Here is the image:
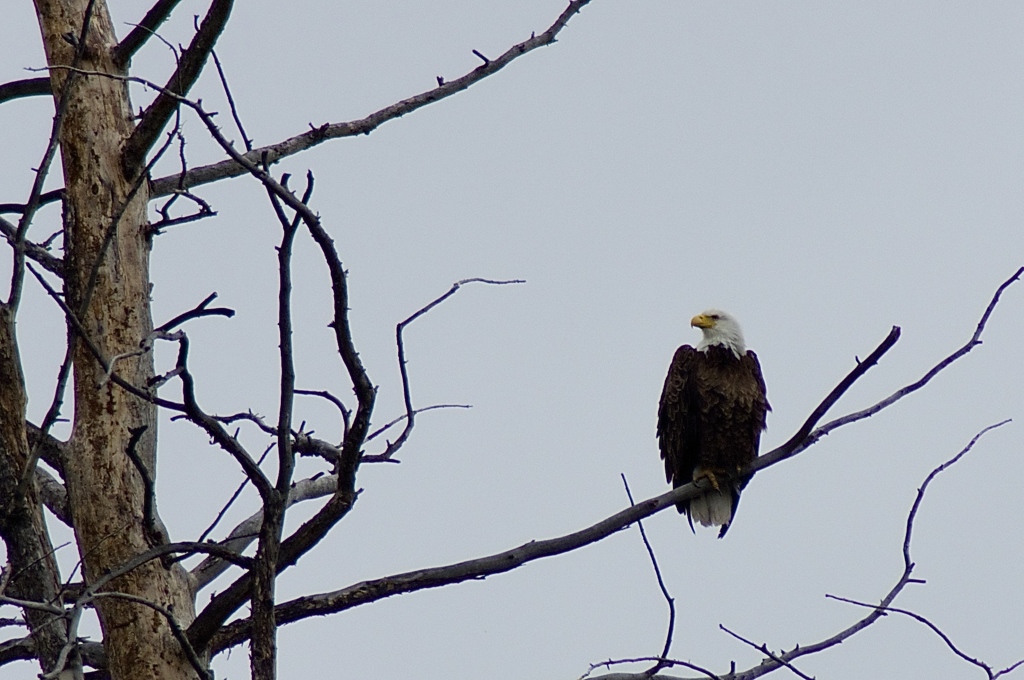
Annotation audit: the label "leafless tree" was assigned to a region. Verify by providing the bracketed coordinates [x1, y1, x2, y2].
[0, 2, 1020, 680]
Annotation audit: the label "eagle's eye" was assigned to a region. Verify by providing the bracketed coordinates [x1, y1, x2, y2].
[710, 314, 720, 320]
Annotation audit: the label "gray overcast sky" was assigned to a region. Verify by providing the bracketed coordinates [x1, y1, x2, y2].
[2, 1, 1023, 679]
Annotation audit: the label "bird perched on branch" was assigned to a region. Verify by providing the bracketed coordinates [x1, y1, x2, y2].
[657, 310, 769, 537]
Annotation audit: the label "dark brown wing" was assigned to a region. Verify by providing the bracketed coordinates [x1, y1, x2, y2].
[657, 346, 701, 515]
[712, 349, 769, 538]
[740, 349, 770, 453]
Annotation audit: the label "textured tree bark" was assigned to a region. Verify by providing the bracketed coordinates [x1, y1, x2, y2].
[32, 1, 198, 678]
[0, 309, 68, 674]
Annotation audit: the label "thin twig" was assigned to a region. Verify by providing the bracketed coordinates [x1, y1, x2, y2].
[295, 389, 351, 440]
[210, 49, 252, 151]
[365, 404, 471, 443]
[6, 0, 97, 310]
[379, 278, 524, 460]
[579, 656, 720, 680]
[621, 474, 675, 676]
[824, 419, 1015, 680]
[155, 292, 234, 332]
[88, 591, 211, 680]
[720, 626, 815, 680]
[113, 0, 184, 66]
[195, 443, 274, 546]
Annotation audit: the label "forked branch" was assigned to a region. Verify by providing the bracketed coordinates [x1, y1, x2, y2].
[207, 268, 1021, 656]
[587, 420, 1014, 680]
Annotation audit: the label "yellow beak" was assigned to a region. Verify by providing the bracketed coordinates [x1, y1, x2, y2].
[691, 314, 715, 329]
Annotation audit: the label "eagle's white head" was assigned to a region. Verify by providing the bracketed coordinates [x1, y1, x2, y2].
[691, 309, 746, 358]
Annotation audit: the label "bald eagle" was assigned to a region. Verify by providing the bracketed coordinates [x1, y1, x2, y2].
[657, 310, 769, 537]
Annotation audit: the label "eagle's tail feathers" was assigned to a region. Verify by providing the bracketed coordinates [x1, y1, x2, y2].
[689, 490, 733, 529]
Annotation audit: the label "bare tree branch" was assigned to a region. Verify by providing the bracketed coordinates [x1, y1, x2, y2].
[581, 658, 720, 680]
[754, 265, 1023, 474]
[825, 419, 1019, 680]
[295, 388, 351, 441]
[587, 420, 1013, 680]
[825, 594, 1024, 680]
[206, 270, 1020, 656]
[155, 292, 234, 332]
[365, 404, 471, 444]
[172, 333, 274, 499]
[719, 626, 814, 680]
[35, 467, 70, 526]
[0, 190, 62, 216]
[0, 216, 63, 277]
[113, 0, 185, 67]
[190, 474, 339, 590]
[0, 78, 51, 104]
[210, 49, 251, 151]
[89, 592, 210, 680]
[122, 0, 234, 171]
[149, 0, 594, 197]
[194, 443, 273, 547]
[621, 474, 676, 676]
[379, 278, 524, 460]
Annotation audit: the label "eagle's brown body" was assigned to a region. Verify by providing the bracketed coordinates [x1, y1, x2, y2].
[657, 343, 769, 537]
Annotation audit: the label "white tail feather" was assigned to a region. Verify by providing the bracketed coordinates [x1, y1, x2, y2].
[690, 491, 733, 527]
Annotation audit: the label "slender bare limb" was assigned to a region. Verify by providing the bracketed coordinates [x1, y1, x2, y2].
[580, 658, 720, 680]
[295, 388, 351, 440]
[365, 404, 471, 443]
[172, 333, 274, 499]
[0, 190, 62, 216]
[113, 0, 185, 66]
[824, 419, 1017, 680]
[190, 473, 339, 591]
[195, 443, 274, 546]
[587, 421, 1013, 680]
[246, 167, 315, 680]
[0, 216, 63, 277]
[621, 475, 676, 676]
[123, 425, 167, 548]
[210, 49, 252, 151]
[825, 595, 1024, 680]
[755, 266, 1023, 473]
[89, 592, 210, 680]
[380, 278, 524, 460]
[719, 626, 814, 680]
[149, 193, 216, 234]
[149, 0, 594, 197]
[155, 292, 234, 332]
[150, 131, 218, 235]
[122, 0, 234, 171]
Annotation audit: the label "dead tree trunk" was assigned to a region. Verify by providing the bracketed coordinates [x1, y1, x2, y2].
[32, 0, 197, 678]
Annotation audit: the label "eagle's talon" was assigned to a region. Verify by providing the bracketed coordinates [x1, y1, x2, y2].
[693, 468, 721, 492]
